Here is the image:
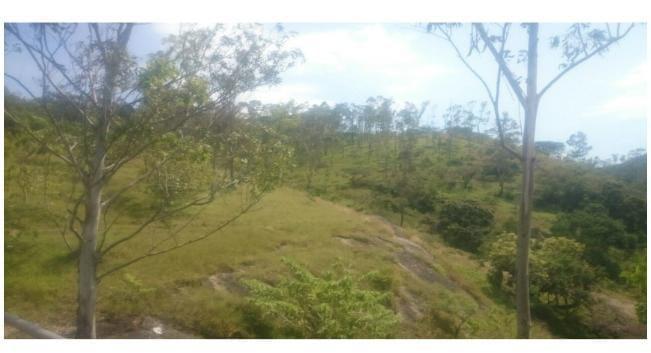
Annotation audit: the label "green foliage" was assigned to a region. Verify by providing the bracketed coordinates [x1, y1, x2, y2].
[104, 273, 157, 320]
[243, 258, 398, 338]
[485, 232, 518, 289]
[535, 167, 592, 211]
[551, 207, 635, 278]
[481, 143, 520, 196]
[486, 233, 595, 308]
[621, 252, 647, 323]
[566, 131, 592, 161]
[535, 141, 565, 159]
[437, 200, 494, 252]
[363, 269, 395, 292]
[531, 237, 595, 307]
[425, 290, 479, 338]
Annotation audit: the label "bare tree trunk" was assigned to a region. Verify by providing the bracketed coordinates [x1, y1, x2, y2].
[76, 24, 132, 338]
[77, 103, 110, 338]
[516, 23, 539, 339]
[76, 182, 102, 338]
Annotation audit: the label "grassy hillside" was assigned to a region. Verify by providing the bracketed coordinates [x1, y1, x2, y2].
[5, 158, 551, 338]
[4, 130, 645, 338]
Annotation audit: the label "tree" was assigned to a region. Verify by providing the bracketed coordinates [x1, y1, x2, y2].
[243, 258, 398, 338]
[4, 23, 300, 338]
[442, 101, 487, 136]
[487, 234, 595, 308]
[437, 200, 494, 252]
[429, 22, 635, 338]
[551, 206, 636, 278]
[531, 237, 595, 307]
[385, 101, 428, 225]
[627, 147, 646, 159]
[566, 131, 592, 161]
[294, 103, 341, 189]
[535, 141, 565, 159]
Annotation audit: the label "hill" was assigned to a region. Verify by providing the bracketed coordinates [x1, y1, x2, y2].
[5, 127, 646, 338]
[604, 154, 647, 187]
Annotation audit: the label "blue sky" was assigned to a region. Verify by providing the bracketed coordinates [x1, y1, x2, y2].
[5, 23, 647, 159]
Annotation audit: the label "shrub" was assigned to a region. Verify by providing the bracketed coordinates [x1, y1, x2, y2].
[551, 209, 634, 278]
[621, 252, 647, 324]
[437, 200, 494, 252]
[485, 232, 517, 290]
[242, 258, 398, 338]
[531, 237, 595, 307]
[486, 234, 595, 308]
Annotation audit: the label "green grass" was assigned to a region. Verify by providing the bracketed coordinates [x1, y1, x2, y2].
[5, 167, 554, 338]
[4, 132, 640, 338]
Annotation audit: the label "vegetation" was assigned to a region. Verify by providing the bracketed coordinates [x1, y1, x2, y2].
[4, 22, 646, 340]
[243, 258, 398, 338]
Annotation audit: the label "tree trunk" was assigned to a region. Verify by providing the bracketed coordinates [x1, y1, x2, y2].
[516, 23, 539, 339]
[76, 182, 102, 338]
[75, 24, 132, 337]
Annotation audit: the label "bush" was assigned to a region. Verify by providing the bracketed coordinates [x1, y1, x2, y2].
[621, 252, 647, 324]
[531, 237, 595, 307]
[242, 258, 398, 338]
[486, 233, 595, 308]
[363, 269, 395, 292]
[551, 208, 634, 278]
[104, 273, 157, 320]
[485, 232, 517, 290]
[437, 200, 494, 252]
[408, 187, 439, 213]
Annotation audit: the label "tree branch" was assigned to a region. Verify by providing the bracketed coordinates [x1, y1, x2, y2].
[474, 23, 527, 108]
[538, 23, 635, 99]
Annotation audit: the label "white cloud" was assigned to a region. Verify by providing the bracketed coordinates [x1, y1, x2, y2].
[151, 23, 181, 36]
[590, 94, 647, 118]
[584, 64, 647, 120]
[148, 24, 452, 105]
[615, 63, 647, 89]
[243, 83, 328, 105]
[283, 24, 451, 101]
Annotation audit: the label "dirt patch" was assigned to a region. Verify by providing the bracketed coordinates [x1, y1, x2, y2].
[392, 236, 431, 259]
[101, 316, 197, 338]
[396, 251, 457, 290]
[590, 292, 646, 338]
[333, 234, 372, 247]
[396, 286, 425, 321]
[207, 272, 246, 295]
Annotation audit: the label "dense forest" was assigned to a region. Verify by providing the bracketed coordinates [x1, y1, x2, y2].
[3, 23, 647, 339]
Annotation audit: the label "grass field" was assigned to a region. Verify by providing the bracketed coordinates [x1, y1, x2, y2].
[4, 134, 643, 338]
[5, 178, 555, 338]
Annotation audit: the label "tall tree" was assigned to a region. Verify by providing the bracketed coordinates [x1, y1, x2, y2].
[535, 141, 565, 159]
[566, 131, 592, 161]
[429, 22, 635, 338]
[4, 23, 300, 338]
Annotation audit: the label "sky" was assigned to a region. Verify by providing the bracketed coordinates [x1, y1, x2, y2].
[4, 23, 647, 159]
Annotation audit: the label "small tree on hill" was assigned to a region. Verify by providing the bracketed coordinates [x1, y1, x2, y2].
[535, 141, 565, 159]
[437, 200, 494, 252]
[566, 131, 592, 161]
[243, 258, 398, 338]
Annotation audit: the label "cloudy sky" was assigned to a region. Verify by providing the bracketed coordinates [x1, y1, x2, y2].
[5, 23, 647, 159]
